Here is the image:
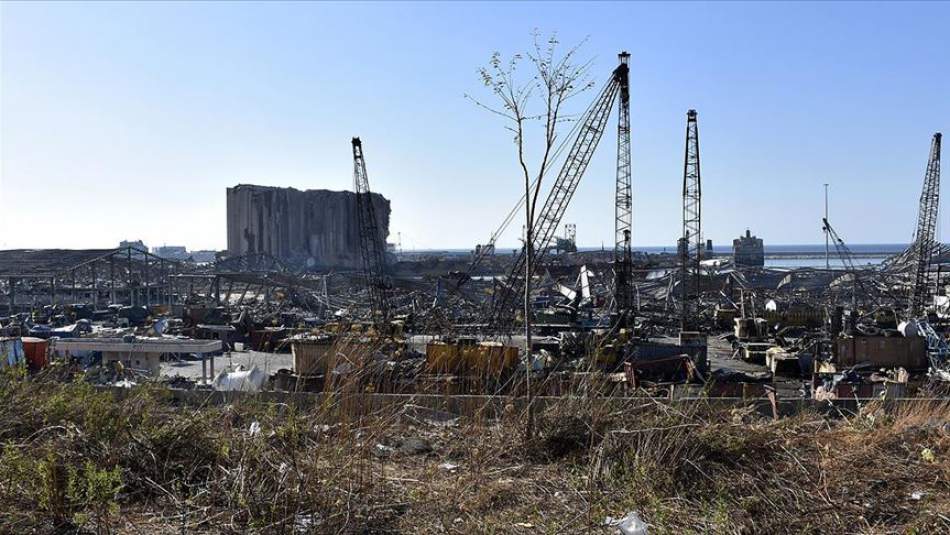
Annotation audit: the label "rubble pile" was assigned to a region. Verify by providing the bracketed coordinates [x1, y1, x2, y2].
[1, 241, 948, 401]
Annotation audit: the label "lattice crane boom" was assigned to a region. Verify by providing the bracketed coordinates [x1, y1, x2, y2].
[910, 132, 942, 318]
[680, 109, 702, 328]
[486, 57, 628, 331]
[351, 137, 391, 324]
[822, 218, 857, 272]
[822, 217, 864, 307]
[613, 52, 634, 317]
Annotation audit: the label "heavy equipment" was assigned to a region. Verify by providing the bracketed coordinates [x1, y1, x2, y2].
[680, 109, 702, 328]
[613, 52, 634, 321]
[485, 52, 633, 332]
[909, 133, 942, 318]
[351, 137, 391, 325]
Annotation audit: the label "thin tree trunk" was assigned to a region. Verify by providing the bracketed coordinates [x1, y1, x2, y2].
[524, 204, 534, 439]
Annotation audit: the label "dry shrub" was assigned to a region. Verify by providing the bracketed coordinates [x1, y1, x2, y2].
[0, 364, 948, 533]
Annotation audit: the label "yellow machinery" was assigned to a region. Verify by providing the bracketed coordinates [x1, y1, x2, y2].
[425, 340, 519, 377]
[589, 328, 634, 368]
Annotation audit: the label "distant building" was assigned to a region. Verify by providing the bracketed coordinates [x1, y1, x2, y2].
[119, 240, 147, 251]
[188, 250, 218, 263]
[149, 246, 218, 263]
[733, 229, 764, 267]
[152, 246, 187, 259]
[553, 236, 577, 254]
[557, 223, 577, 254]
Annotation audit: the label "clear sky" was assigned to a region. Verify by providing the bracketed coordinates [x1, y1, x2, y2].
[1, 1, 947, 252]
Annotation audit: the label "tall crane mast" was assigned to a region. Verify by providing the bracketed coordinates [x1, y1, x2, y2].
[486, 54, 629, 331]
[910, 132, 942, 318]
[680, 109, 701, 328]
[351, 137, 391, 325]
[613, 52, 634, 320]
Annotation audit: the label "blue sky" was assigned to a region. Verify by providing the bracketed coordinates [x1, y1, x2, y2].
[1, 1, 947, 251]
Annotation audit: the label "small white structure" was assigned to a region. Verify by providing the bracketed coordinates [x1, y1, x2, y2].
[212, 366, 267, 392]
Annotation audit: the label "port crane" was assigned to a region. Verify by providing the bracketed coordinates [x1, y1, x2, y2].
[680, 109, 702, 329]
[909, 133, 942, 318]
[485, 52, 633, 332]
[351, 137, 392, 326]
[613, 53, 634, 322]
[906, 133, 948, 373]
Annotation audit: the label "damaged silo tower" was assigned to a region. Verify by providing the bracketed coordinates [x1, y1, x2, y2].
[225, 184, 391, 269]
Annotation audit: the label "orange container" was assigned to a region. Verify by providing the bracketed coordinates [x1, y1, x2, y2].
[21, 337, 49, 372]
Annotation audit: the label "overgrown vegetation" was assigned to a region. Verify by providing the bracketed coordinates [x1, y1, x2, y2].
[0, 367, 947, 533]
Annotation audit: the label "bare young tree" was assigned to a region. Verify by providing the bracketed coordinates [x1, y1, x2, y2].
[468, 31, 594, 428]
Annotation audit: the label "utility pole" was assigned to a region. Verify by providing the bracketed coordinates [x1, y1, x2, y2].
[824, 183, 830, 270]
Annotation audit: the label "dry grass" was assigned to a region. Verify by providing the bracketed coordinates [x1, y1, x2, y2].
[0, 363, 948, 534]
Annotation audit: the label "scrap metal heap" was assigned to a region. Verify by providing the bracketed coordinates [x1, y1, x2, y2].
[1, 57, 947, 399]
